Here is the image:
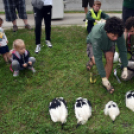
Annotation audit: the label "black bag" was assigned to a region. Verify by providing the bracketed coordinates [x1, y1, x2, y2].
[31, 0, 44, 9]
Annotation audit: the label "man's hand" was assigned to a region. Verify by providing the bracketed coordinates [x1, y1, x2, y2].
[121, 67, 128, 79]
[102, 77, 114, 94]
[95, 20, 99, 23]
[23, 63, 27, 68]
[102, 77, 111, 87]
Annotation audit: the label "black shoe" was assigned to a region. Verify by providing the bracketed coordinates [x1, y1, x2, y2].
[83, 18, 86, 22]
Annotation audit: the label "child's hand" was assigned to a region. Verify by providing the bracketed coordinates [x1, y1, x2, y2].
[28, 61, 32, 65]
[0, 44, 1, 46]
[6, 41, 8, 44]
[23, 63, 27, 67]
[95, 20, 99, 23]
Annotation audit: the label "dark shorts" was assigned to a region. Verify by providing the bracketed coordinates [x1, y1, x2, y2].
[3, 0, 27, 22]
[82, 0, 94, 8]
[0, 45, 9, 54]
[122, 6, 134, 24]
[87, 43, 115, 59]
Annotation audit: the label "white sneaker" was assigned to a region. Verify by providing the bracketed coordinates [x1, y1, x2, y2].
[13, 71, 19, 77]
[28, 67, 36, 73]
[35, 44, 41, 53]
[46, 40, 52, 48]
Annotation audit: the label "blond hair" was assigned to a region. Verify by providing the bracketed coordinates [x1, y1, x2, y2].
[13, 39, 25, 50]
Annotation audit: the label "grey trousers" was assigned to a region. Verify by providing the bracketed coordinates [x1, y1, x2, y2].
[12, 57, 36, 71]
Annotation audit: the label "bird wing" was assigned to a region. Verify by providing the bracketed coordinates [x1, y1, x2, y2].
[126, 97, 134, 112]
[49, 108, 59, 122]
[59, 102, 68, 123]
[75, 106, 83, 121]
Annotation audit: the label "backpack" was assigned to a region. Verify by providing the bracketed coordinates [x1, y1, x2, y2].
[31, 0, 44, 9]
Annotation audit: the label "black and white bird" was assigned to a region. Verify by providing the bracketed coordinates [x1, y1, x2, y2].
[104, 101, 120, 123]
[74, 97, 92, 128]
[125, 90, 134, 112]
[49, 97, 68, 129]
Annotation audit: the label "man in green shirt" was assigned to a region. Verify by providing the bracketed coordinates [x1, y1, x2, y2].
[86, 17, 128, 94]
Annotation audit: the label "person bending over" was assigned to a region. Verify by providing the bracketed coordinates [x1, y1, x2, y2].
[86, 17, 128, 94]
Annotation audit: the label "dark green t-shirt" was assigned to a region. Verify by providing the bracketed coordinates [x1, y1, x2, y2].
[87, 24, 128, 77]
[123, 0, 134, 9]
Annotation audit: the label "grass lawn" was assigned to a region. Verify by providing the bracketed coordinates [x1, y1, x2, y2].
[0, 26, 134, 134]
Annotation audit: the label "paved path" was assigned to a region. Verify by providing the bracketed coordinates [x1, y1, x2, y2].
[0, 13, 122, 30]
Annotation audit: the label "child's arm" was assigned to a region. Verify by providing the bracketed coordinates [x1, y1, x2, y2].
[4, 33, 7, 41]
[25, 50, 30, 63]
[3, 29, 8, 43]
[86, 11, 96, 22]
[101, 12, 109, 20]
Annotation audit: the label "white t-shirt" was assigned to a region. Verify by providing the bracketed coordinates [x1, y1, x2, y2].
[43, 0, 53, 6]
[0, 27, 7, 47]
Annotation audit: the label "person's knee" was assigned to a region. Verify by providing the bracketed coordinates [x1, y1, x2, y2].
[12, 60, 19, 70]
[106, 57, 113, 64]
[29, 57, 36, 65]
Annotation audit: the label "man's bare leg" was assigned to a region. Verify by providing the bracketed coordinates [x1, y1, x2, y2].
[87, 56, 95, 70]
[105, 52, 114, 79]
[84, 7, 88, 14]
[12, 20, 17, 26]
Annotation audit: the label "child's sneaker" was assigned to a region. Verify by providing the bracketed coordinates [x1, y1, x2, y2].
[28, 67, 36, 73]
[13, 71, 19, 77]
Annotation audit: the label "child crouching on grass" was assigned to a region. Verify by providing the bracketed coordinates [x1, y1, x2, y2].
[11, 39, 36, 77]
[0, 18, 10, 64]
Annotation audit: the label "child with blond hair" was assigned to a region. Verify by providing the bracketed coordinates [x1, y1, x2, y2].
[0, 17, 10, 64]
[11, 39, 36, 77]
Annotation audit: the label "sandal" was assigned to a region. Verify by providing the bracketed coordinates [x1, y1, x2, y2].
[86, 60, 94, 71]
[102, 83, 114, 94]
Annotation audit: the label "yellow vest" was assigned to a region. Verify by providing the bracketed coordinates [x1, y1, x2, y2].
[90, 9, 102, 25]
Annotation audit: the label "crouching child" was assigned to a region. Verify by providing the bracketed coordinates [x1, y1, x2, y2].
[11, 39, 36, 77]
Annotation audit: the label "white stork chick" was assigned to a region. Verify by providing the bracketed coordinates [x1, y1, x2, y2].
[126, 91, 134, 112]
[104, 101, 120, 123]
[74, 97, 92, 128]
[49, 97, 68, 129]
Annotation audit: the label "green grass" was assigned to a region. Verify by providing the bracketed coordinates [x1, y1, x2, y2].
[0, 26, 134, 134]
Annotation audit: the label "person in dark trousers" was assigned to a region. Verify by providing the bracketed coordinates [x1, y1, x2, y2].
[86, 17, 128, 94]
[3, 0, 31, 32]
[82, 0, 94, 21]
[34, 0, 53, 54]
[122, 0, 134, 24]
[86, 0, 109, 33]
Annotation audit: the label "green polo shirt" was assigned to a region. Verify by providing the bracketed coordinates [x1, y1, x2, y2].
[123, 0, 134, 9]
[87, 23, 128, 78]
